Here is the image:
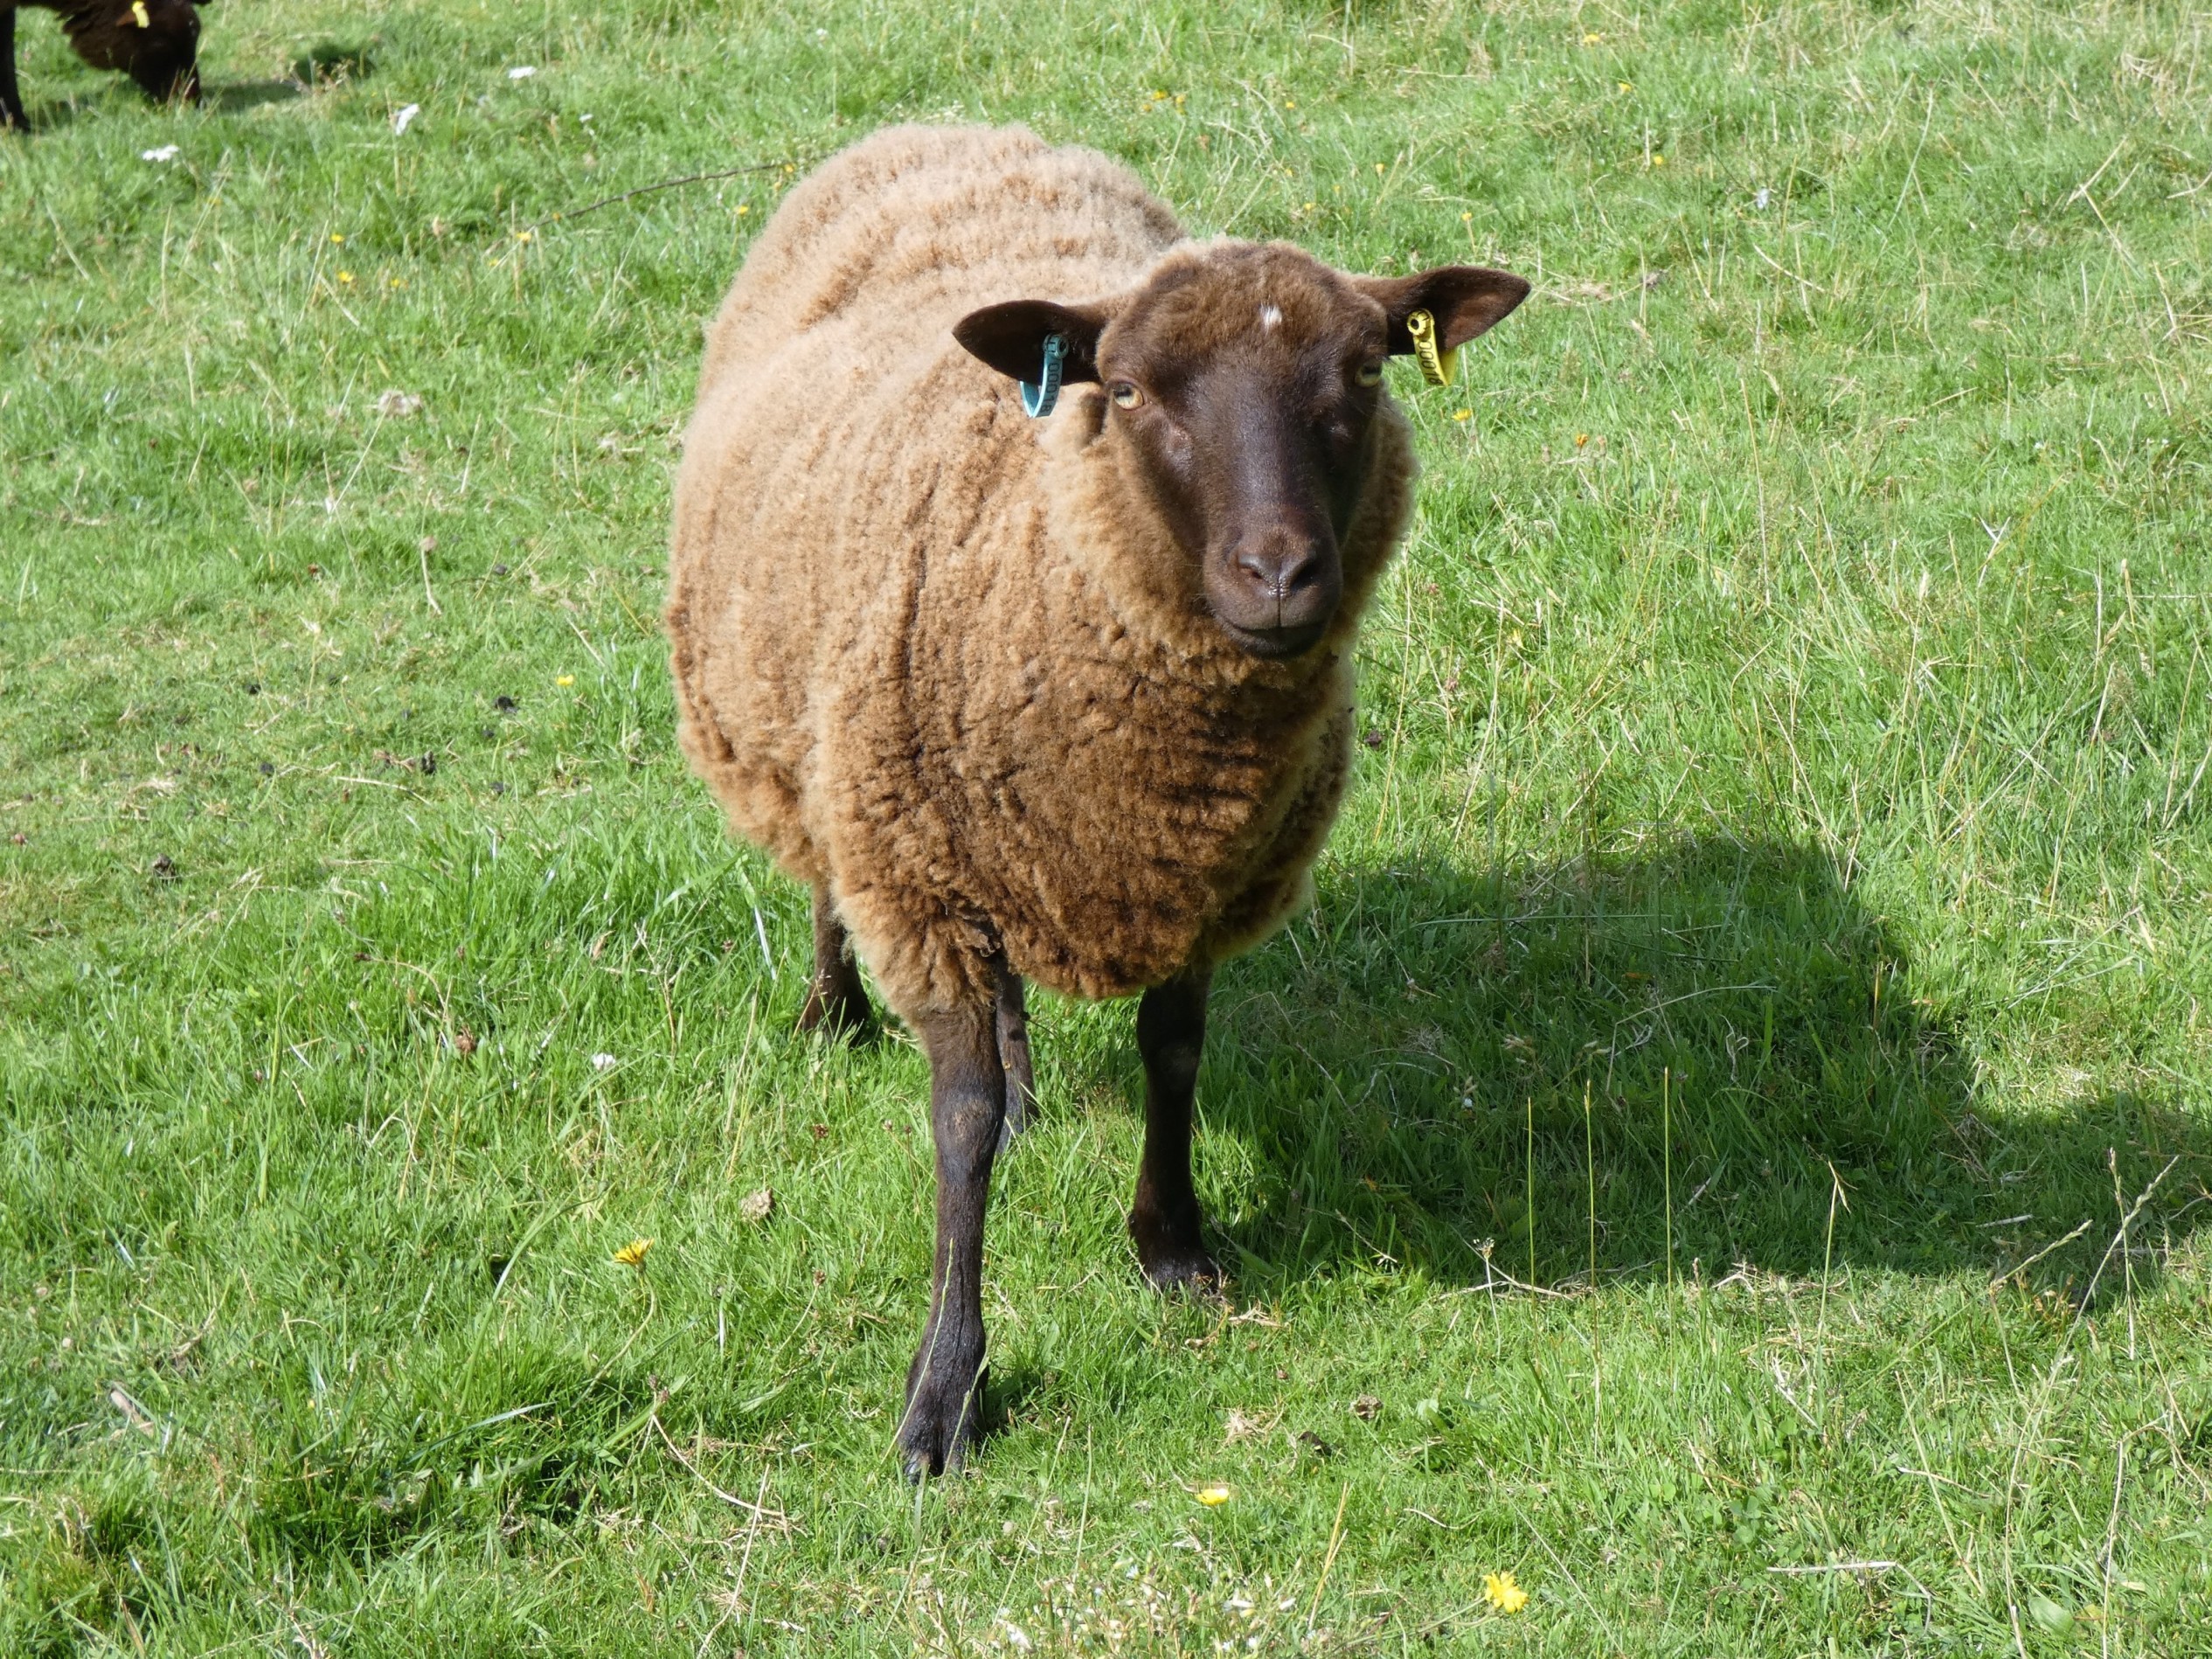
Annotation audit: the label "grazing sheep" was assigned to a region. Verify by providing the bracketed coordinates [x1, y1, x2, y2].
[2, 0, 205, 133]
[667, 124, 1527, 1476]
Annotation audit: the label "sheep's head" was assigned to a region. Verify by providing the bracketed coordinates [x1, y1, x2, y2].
[956, 243, 1527, 660]
[78, 0, 206, 104]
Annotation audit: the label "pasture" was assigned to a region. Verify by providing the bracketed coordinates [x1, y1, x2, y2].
[3, 1, 2211, 1652]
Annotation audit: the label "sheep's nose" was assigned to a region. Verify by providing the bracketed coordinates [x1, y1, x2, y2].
[1234, 536, 1328, 607]
[1210, 524, 1343, 657]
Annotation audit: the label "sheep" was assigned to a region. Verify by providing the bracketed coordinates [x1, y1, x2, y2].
[666, 124, 1527, 1476]
[2, 0, 205, 133]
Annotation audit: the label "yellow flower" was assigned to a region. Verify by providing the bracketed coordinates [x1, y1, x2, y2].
[737, 203, 750, 215]
[1482, 1571, 1529, 1614]
[336, 271, 355, 285]
[1618, 80, 1634, 93]
[515, 229, 535, 243]
[1651, 153, 1666, 166]
[557, 674, 575, 686]
[1193, 1484, 1231, 1507]
[1453, 409, 1472, 422]
[330, 233, 345, 244]
[613, 1238, 654, 1269]
[1582, 31, 1604, 44]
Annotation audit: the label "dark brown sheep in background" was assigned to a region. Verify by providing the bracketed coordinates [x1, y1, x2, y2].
[2, 0, 205, 132]
[669, 125, 1529, 1478]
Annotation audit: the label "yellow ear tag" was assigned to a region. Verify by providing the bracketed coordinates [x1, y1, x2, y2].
[1405, 309, 1459, 388]
[131, 1, 150, 25]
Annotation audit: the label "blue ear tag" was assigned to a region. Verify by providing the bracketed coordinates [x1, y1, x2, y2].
[1021, 333, 1066, 419]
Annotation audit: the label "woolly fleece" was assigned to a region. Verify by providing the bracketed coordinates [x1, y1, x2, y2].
[666, 125, 1419, 1019]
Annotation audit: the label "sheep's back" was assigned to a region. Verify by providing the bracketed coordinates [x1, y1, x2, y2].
[697, 125, 1182, 395]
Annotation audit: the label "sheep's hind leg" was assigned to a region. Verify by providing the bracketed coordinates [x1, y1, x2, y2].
[995, 966, 1034, 1148]
[797, 883, 876, 1041]
[898, 987, 1007, 1479]
[1128, 968, 1222, 1292]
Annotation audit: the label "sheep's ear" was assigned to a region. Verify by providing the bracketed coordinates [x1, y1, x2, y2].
[953, 300, 1109, 386]
[1355, 267, 1531, 355]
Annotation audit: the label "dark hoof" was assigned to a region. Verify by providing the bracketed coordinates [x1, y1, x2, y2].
[1141, 1246, 1224, 1293]
[1130, 1211, 1222, 1293]
[898, 1359, 988, 1481]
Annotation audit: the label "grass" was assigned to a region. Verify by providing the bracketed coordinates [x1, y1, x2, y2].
[3, 0, 2211, 1651]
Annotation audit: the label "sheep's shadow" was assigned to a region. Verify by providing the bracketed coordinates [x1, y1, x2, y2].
[207, 80, 304, 115]
[1136, 837, 2209, 1302]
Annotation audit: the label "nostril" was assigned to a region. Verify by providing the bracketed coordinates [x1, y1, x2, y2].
[1276, 550, 1322, 594]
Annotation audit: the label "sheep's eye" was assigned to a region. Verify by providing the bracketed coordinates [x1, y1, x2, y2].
[1355, 360, 1384, 387]
[1110, 382, 1145, 409]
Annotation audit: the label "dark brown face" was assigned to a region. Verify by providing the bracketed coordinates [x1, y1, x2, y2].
[1092, 253, 1380, 656]
[128, 1, 203, 102]
[956, 245, 1529, 660]
[78, 1, 205, 103]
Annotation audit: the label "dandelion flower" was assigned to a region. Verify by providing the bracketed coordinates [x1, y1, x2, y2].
[613, 1237, 653, 1268]
[1482, 1571, 1529, 1614]
[557, 674, 575, 686]
[336, 271, 355, 285]
[1194, 1484, 1232, 1507]
[1453, 409, 1472, 422]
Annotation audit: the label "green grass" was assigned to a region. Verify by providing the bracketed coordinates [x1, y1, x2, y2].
[4, 0, 2212, 1651]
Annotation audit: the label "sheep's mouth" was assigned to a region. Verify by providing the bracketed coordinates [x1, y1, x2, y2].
[1214, 615, 1331, 660]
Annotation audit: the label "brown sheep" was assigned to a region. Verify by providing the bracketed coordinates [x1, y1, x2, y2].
[666, 124, 1527, 1476]
[2, 0, 205, 132]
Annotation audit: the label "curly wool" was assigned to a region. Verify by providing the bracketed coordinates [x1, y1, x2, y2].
[666, 125, 1417, 1019]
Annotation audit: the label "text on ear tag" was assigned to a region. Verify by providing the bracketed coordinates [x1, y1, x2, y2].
[1406, 309, 1459, 387]
[1021, 333, 1066, 419]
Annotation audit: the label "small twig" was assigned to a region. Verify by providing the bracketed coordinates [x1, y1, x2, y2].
[651, 1413, 794, 1531]
[1305, 1480, 1351, 1636]
[1991, 1218, 2094, 1286]
[522, 158, 809, 235]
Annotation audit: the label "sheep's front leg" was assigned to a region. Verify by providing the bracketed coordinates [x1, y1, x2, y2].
[1129, 968, 1222, 1290]
[898, 990, 1006, 1478]
[1, 9, 27, 134]
[798, 882, 875, 1041]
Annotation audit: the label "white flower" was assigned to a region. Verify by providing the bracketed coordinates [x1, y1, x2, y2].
[141, 145, 180, 163]
[507, 66, 537, 80]
[392, 103, 420, 135]
[591, 1052, 617, 1071]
